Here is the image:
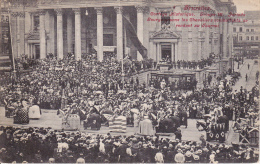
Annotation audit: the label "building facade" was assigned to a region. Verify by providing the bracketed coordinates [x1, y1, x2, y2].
[3, 0, 235, 66]
[233, 10, 260, 58]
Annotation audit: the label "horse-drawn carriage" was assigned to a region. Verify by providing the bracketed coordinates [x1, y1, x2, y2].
[156, 116, 181, 133]
[196, 114, 229, 142]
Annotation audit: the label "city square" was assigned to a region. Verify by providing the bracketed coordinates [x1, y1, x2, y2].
[0, 0, 259, 163]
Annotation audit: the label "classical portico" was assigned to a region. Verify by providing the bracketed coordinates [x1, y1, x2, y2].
[150, 29, 180, 63]
[8, 0, 236, 75]
[24, 5, 144, 62]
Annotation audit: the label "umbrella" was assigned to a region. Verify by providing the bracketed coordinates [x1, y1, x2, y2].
[131, 108, 140, 114]
[102, 109, 114, 115]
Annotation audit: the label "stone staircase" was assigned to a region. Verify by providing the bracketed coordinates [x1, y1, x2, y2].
[0, 55, 12, 72]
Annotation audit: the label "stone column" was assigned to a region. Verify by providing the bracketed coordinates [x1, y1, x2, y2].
[115, 6, 123, 61]
[55, 9, 63, 59]
[156, 43, 160, 62]
[73, 8, 82, 60]
[48, 10, 55, 55]
[67, 11, 73, 54]
[222, 16, 228, 58]
[228, 21, 233, 58]
[175, 6, 182, 31]
[18, 12, 25, 56]
[95, 7, 103, 61]
[136, 6, 144, 61]
[171, 43, 174, 62]
[30, 12, 34, 31]
[188, 30, 192, 61]
[155, 8, 161, 31]
[170, 7, 175, 31]
[149, 41, 154, 61]
[11, 12, 18, 58]
[39, 10, 46, 59]
[177, 38, 183, 61]
[205, 26, 210, 59]
[174, 43, 177, 62]
[188, 10, 193, 61]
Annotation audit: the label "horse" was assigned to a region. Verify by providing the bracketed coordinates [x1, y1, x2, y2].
[196, 120, 209, 132]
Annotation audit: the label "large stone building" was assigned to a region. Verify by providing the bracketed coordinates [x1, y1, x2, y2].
[233, 10, 260, 58]
[2, 0, 235, 62]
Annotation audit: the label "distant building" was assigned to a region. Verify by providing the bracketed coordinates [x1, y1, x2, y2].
[0, 0, 12, 71]
[233, 10, 260, 58]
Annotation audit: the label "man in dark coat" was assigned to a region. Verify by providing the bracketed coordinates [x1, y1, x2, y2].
[174, 128, 182, 140]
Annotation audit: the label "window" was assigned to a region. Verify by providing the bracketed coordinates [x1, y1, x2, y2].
[233, 27, 236, 32]
[251, 29, 254, 32]
[103, 34, 113, 46]
[5, 16, 9, 22]
[246, 36, 249, 40]
[233, 36, 237, 42]
[246, 29, 249, 32]
[1, 16, 4, 22]
[161, 12, 170, 27]
[239, 36, 242, 40]
[251, 36, 254, 40]
[239, 27, 243, 32]
[256, 36, 259, 40]
[33, 16, 39, 31]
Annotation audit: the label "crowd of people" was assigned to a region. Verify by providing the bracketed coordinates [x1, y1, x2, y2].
[0, 52, 259, 163]
[0, 126, 258, 163]
[159, 57, 214, 70]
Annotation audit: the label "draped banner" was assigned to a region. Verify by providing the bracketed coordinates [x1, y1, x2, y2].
[123, 15, 147, 59]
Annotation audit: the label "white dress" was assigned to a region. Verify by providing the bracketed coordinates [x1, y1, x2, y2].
[28, 105, 41, 119]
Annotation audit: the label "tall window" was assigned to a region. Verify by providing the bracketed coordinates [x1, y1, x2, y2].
[233, 27, 236, 32]
[239, 36, 242, 41]
[251, 36, 254, 40]
[256, 36, 259, 40]
[246, 36, 249, 40]
[161, 12, 170, 28]
[246, 29, 249, 32]
[239, 27, 243, 32]
[33, 16, 39, 31]
[251, 29, 254, 32]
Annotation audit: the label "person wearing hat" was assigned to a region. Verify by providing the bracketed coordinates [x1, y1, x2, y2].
[209, 151, 217, 163]
[174, 128, 182, 141]
[185, 150, 193, 163]
[76, 157, 85, 164]
[155, 149, 164, 163]
[175, 148, 185, 163]
[199, 134, 207, 148]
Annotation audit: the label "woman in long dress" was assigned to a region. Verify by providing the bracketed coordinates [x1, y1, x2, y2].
[14, 100, 30, 124]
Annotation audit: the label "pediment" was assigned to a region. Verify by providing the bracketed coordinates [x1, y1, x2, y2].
[151, 29, 180, 39]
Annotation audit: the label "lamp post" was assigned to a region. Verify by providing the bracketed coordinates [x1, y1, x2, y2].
[121, 58, 125, 89]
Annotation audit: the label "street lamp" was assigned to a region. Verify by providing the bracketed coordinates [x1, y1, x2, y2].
[121, 58, 125, 89]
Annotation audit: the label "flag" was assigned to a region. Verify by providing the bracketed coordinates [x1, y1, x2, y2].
[123, 15, 147, 59]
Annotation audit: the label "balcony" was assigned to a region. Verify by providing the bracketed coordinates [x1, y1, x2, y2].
[26, 30, 40, 41]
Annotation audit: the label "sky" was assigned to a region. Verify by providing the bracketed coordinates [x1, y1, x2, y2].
[233, 0, 260, 13]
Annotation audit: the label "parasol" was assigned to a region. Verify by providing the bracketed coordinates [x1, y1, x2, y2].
[131, 108, 140, 114]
